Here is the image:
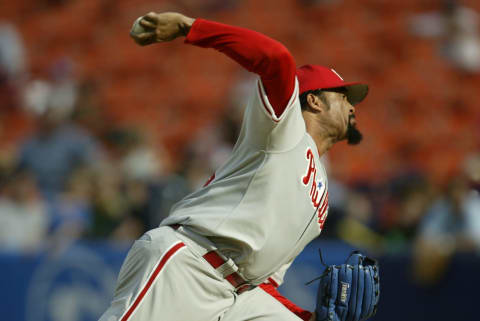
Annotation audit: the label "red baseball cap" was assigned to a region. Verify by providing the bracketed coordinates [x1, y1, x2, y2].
[296, 64, 369, 105]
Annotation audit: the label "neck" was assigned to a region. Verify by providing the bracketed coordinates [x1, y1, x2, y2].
[302, 110, 337, 156]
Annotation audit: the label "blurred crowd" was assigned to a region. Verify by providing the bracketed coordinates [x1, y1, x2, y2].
[0, 0, 480, 286]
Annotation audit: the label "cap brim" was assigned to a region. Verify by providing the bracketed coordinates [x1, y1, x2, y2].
[344, 83, 369, 105]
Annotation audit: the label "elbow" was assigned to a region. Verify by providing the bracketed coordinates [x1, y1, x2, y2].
[263, 43, 296, 76]
[249, 38, 295, 79]
[274, 45, 294, 66]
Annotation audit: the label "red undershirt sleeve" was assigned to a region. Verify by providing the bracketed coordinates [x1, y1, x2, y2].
[259, 283, 313, 321]
[185, 18, 296, 118]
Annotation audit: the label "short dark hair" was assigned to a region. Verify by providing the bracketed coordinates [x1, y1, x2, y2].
[299, 87, 348, 110]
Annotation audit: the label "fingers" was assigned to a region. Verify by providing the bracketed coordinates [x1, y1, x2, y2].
[143, 12, 158, 23]
[140, 19, 156, 29]
[131, 32, 156, 46]
[131, 12, 186, 45]
[135, 32, 155, 40]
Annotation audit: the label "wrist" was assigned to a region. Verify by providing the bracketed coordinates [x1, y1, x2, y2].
[179, 16, 195, 36]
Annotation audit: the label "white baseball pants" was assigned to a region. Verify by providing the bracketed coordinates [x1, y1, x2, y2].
[98, 226, 303, 321]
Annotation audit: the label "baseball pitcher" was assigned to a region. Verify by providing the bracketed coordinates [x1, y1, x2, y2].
[99, 12, 379, 321]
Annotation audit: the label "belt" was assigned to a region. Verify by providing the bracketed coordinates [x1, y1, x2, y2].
[170, 224, 254, 294]
[202, 250, 255, 294]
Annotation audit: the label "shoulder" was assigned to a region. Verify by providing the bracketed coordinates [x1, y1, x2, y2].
[255, 76, 300, 123]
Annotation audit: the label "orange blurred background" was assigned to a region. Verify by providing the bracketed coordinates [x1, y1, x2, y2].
[2, 0, 479, 185]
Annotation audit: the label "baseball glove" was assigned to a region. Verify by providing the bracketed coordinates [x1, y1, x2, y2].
[313, 251, 380, 321]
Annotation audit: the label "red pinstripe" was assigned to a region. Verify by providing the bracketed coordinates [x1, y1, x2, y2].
[120, 242, 186, 321]
[258, 82, 280, 122]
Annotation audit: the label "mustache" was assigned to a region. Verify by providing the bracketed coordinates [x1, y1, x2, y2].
[347, 115, 363, 145]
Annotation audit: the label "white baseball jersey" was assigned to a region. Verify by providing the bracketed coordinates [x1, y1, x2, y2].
[162, 77, 329, 284]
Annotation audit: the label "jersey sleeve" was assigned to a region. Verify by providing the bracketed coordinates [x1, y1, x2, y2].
[185, 18, 304, 152]
[185, 18, 296, 117]
[235, 76, 305, 151]
[260, 261, 313, 321]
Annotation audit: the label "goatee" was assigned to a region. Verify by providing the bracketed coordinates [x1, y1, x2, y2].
[346, 116, 363, 145]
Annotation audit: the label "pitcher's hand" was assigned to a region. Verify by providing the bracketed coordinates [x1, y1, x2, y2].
[130, 12, 195, 46]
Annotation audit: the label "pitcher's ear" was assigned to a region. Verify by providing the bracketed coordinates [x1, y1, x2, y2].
[306, 93, 325, 113]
